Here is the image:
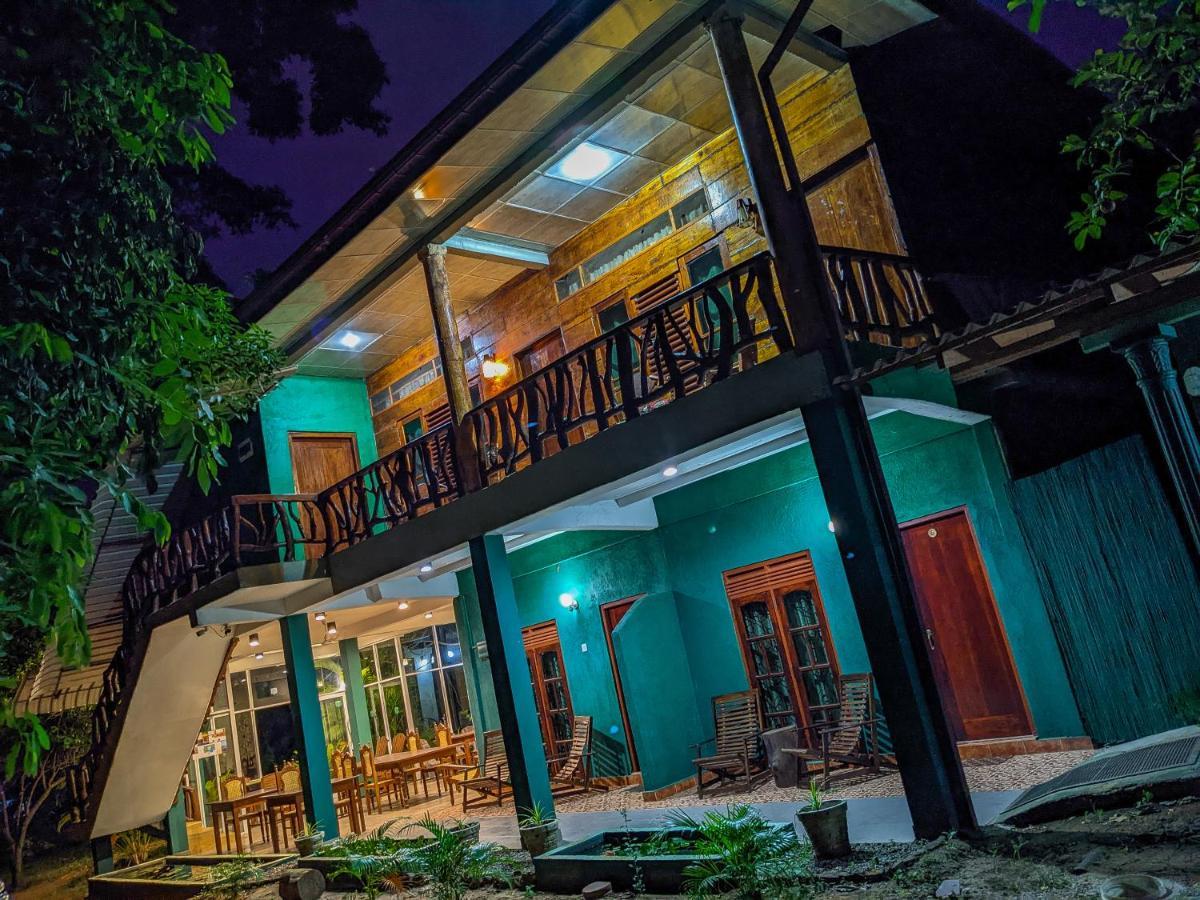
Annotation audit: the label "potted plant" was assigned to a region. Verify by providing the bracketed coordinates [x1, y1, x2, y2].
[795, 782, 850, 859]
[517, 802, 562, 856]
[295, 819, 326, 857]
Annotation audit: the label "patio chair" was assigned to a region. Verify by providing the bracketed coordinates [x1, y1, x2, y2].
[374, 735, 389, 757]
[795, 673, 886, 787]
[548, 715, 608, 797]
[267, 764, 304, 849]
[359, 744, 406, 812]
[452, 729, 512, 812]
[692, 690, 770, 798]
[221, 775, 268, 847]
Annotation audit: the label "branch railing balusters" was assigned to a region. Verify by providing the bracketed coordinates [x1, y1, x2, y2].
[818, 246, 939, 347]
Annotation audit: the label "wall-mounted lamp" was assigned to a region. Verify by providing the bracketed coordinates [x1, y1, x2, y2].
[827, 520, 836, 534]
[325, 620, 338, 638]
[314, 610, 326, 622]
[481, 353, 511, 380]
[559, 592, 579, 611]
[248, 632, 260, 648]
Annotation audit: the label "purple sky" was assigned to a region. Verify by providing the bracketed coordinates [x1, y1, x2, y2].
[206, 0, 1122, 296]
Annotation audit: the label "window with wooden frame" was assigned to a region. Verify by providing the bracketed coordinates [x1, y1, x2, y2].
[723, 551, 840, 737]
[522, 621, 574, 767]
[516, 329, 566, 378]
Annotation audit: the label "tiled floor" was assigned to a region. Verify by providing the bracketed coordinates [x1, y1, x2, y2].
[184, 749, 1092, 854]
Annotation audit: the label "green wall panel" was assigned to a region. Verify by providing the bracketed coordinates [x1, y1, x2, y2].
[1011, 435, 1200, 744]
[258, 375, 379, 494]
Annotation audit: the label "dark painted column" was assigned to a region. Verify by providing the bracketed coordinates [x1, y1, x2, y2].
[279, 614, 338, 838]
[467, 534, 554, 817]
[90, 835, 114, 875]
[1115, 324, 1200, 558]
[338, 638, 373, 753]
[708, 12, 976, 838]
[166, 787, 189, 853]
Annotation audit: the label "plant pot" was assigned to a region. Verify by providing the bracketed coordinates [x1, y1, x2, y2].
[295, 832, 325, 857]
[449, 820, 481, 845]
[519, 820, 562, 857]
[796, 800, 850, 859]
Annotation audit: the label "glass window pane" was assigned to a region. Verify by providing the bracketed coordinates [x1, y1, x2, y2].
[749, 637, 784, 677]
[382, 683, 408, 738]
[255, 705, 296, 775]
[539, 650, 562, 680]
[367, 686, 387, 742]
[315, 657, 343, 695]
[739, 601, 773, 638]
[230, 672, 250, 711]
[685, 245, 723, 285]
[362, 647, 379, 685]
[759, 676, 793, 715]
[406, 671, 445, 743]
[250, 665, 291, 707]
[436, 624, 461, 664]
[783, 589, 818, 628]
[803, 668, 838, 709]
[401, 628, 436, 673]
[791, 629, 829, 668]
[321, 696, 349, 754]
[211, 678, 229, 712]
[234, 710, 259, 779]
[441, 667, 471, 733]
[377, 641, 401, 681]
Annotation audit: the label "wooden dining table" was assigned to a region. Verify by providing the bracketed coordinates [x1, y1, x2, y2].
[210, 790, 277, 855]
[332, 774, 366, 834]
[374, 734, 476, 801]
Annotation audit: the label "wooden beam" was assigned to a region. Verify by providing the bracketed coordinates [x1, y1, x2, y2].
[420, 244, 473, 424]
[443, 228, 551, 268]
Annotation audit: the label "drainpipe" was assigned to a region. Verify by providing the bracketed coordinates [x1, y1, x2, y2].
[708, 11, 977, 839]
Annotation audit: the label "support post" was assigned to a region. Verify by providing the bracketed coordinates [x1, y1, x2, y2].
[467, 534, 554, 817]
[708, 11, 976, 838]
[279, 614, 338, 838]
[1114, 324, 1200, 559]
[90, 835, 114, 875]
[166, 787, 189, 854]
[421, 243, 473, 424]
[339, 638, 373, 753]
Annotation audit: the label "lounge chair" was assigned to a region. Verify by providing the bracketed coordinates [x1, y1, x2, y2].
[692, 690, 770, 797]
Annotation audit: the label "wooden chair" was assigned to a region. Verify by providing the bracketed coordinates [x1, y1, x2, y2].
[260, 771, 279, 793]
[795, 673, 886, 787]
[374, 735, 390, 757]
[266, 764, 304, 850]
[359, 744, 405, 812]
[331, 750, 361, 832]
[390, 733, 408, 754]
[692, 691, 770, 798]
[548, 716, 607, 797]
[451, 730, 512, 811]
[221, 775, 268, 847]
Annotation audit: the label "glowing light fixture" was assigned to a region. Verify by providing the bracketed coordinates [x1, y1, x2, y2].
[419, 562, 434, 574]
[314, 610, 326, 622]
[398, 600, 410, 611]
[662, 465, 679, 478]
[481, 354, 510, 380]
[827, 520, 836, 533]
[325, 620, 338, 637]
[424, 611, 434, 619]
[446, 649, 456, 659]
[549, 142, 623, 183]
[320, 329, 381, 353]
[559, 591, 579, 611]
[254, 651, 265, 661]
[248, 632, 260, 648]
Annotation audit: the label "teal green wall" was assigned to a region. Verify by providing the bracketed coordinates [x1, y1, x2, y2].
[458, 410, 1084, 792]
[258, 375, 379, 494]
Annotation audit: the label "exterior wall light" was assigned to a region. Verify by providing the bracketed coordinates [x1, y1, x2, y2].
[398, 600, 410, 611]
[481, 354, 510, 380]
[248, 633, 260, 648]
[828, 520, 836, 533]
[559, 592, 579, 611]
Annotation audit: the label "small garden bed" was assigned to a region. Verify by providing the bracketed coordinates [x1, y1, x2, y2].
[87, 853, 295, 899]
[533, 828, 716, 894]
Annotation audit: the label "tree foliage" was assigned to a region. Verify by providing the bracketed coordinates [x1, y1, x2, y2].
[1011, 0, 1200, 248]
[0, 0, 283, 768]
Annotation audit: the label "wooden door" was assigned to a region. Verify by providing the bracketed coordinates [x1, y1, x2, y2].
[600, 596, 640, 772]
[522, 622, 574, 767]
[288, 433, 359, 549]
[901, 509, 1032, 741]
[723, 552, 840, 737]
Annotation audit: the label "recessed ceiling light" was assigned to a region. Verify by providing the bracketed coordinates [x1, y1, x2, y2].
[254, 651, 264, 660]
[424, 611, 434, 619]
[397, 601, 410, 611]
[248, 633, 260, 648]
[548, 142, 624, 183]
[326, 620, 338, 637]
[314, 611, 326, 622]
[662, 465, 679, 478]
[419, 563, 433, 574]
[320, 329, 381, 353]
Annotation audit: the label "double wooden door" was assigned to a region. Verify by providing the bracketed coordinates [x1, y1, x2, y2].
[901, 508, 1032, 741]
[522, 622, 574, 766]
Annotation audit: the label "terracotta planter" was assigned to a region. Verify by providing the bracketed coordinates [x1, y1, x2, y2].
[294, 832, 325, 857]
[519, 820, 562, 857]
[796, 800, 850, 858]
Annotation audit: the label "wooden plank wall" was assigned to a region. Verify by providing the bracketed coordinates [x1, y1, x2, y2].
[368, 64, 907, 455]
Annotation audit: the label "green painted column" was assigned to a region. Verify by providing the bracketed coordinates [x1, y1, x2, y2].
[467, 534, 554, 817]
[166, 787, 189, 854]
[338, 638, 372, 753]
[279, 614, 338, 837]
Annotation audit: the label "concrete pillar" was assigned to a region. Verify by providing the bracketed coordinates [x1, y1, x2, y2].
[338, 638, 373, 753]
[1115, 324, 1200, 559]
[166, 787, 189, 854]
[709, 12, 976, 839]
[420, 244, 473, 424]
[279, 615, 338, 838]
[467, 534, 554, 817]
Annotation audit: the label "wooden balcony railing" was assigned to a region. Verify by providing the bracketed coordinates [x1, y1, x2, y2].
[465, 252, 790, 483]
[821, 246, 939, 347]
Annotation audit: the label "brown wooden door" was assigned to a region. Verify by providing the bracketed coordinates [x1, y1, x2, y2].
[288, 433, 359, 549]
[601, 596, 640, 772]
[901, 509, 1032, 742]
[522, 622, 574, 767]
[724, 552, 840, 738]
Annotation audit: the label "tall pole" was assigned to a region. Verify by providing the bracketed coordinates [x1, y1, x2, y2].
[708, 11, 976, 838]
[420, 244, 473, 424]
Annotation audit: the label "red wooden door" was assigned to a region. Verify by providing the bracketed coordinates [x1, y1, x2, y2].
[601, 597, 640, 771]
[901, 509, 1032, 741]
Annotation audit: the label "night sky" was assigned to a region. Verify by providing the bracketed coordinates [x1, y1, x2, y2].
[205, 0, 1123, 296]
